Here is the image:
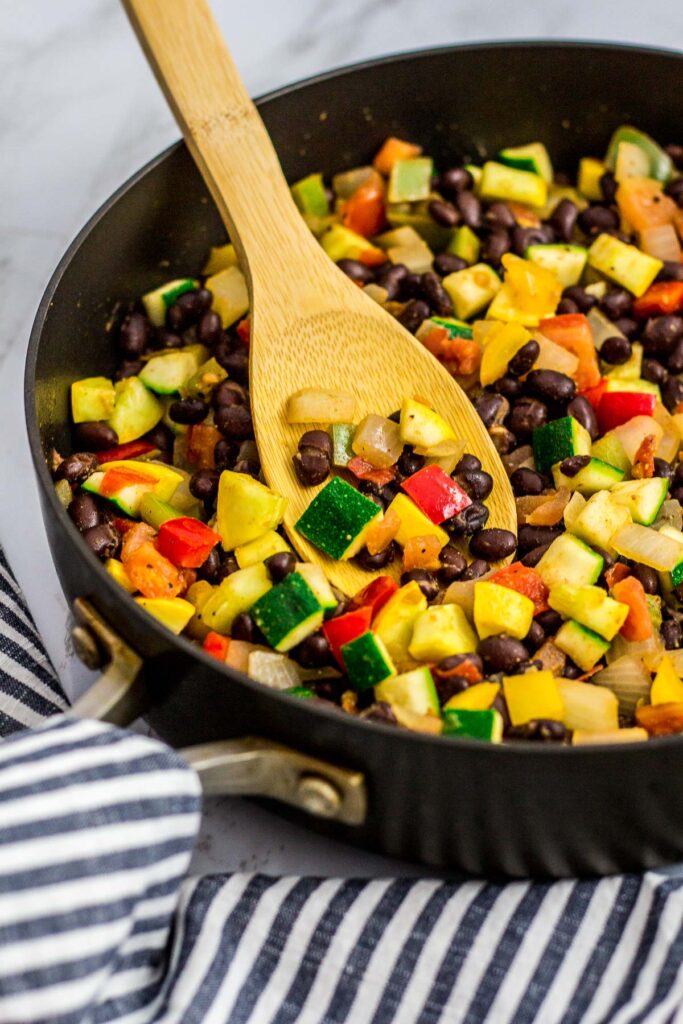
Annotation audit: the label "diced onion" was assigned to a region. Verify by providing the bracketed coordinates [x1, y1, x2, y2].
[607, 632, 665, 672]
[653, 499, 683, 533]
[572, 727, 648, 745]
[503, 445, 534, 476]
[532, 332, 580, 376]
[535, 640, 566, 675]
[352, 414, 403, 468]
[563, 491, 586, 531]
[592, 655, 651, 714]
[611, 522, 683, 571]
[614, 416, 664, 463]
[652, 403, 681, 463]
[287, 388, 356, 424]
[516, 494, 552, 525]
[639, 224, 682, 262]
[332, 165, 378, 199]
[558, 679, 619, 732]
[444, 571, 493, 619]
[526, 488, 571, 526]
[665, 649, 683, 677]
[248, 650, 302, 689]
[587, 308, 625, 350]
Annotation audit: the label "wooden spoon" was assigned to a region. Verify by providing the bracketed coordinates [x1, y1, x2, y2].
[122, 0, 516, 595]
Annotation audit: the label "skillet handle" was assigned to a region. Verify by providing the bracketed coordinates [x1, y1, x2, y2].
[69, 599, 366, 826]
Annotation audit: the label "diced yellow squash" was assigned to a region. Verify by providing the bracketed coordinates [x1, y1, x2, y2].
[479, 322, 533, 385]
[487, 254, 562, 327]
[105, 558, 136, 594]
[205, 266, 249, 327]
[578, 158, 606, 201]
[399, 398, 456, 449]
[385, 493, 449, 550]
[651, 655, 683, 705]
[473, 581, 535, 640]
[202, 242, 238, 276]
[572, 727, 648, 745]
[557, 679, 619, 732]
[408, 604, 478, 661]
[503, 670, 564, 726]
[135, 597, 194, 634]
[444, 681, 500, 712]
[71, 377, 116, 423]
[373, 581, 427, 670]
[234, 530, 291, 569]
[216, 471, 287, 550]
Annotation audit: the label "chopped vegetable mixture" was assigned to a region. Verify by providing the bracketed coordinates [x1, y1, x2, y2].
[53, 125, 683, 745]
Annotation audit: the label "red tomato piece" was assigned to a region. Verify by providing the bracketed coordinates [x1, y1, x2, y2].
[580, 378, 608, 410]
[347, 456, 397, 488]
[401, 464, 471, 524]
[322, 606, 373, 668]
[156, 517, 222, 569]
[236, 316, 250, 347]
[342, 178, 386, 238]
[124, 541, 183, 599]
[611, 575, 653, 642]
[348, 576, 398, 618]
[203, 631, 230, 662]
[633, 282, 683, 318]
[597, 391, 656, 433]
[97, 441, 156, 464]
[488, 562, 549, 615]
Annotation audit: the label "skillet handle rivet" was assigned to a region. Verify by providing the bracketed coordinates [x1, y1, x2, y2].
[297, 775, 341, 818]
[71, 625, 104, 671]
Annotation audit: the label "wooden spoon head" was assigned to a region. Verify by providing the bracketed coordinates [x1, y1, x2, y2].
[249, 263, 516, 597]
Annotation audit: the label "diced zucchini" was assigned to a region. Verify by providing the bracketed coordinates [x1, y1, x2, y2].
[577, 158, 606, 201]
[108, 377, 163, 444]
[139, 493, 185, 529]
[234, 530, 291, 569]
[498, 142, 553, 183]
[525, 244, 588, 287]
[216, 471, 287, 551]
[330, 422, 355, 468]
[375, 666, 439, 716]
[428, 316, 474, 340]
[408, 604, 478, 661]
[442, 708, 503, 742]
[180, 357, 228, 400]
[205, 266, 249, 327]
[442, 263, 502, 320]
[479, 161, 547, 208]
[82, 460, 183, 518]
[569, 490, 632, 553]
[71, 377, 116, 423]
[603, 377, 660, 399]
[614, 141, 650, 182]
[142, 279, 199, 327]
[341, 632, 396, 692]
[200, 563, 272, 635]
[610, 478, 669, 526]
[295, 562, 337, 614]
[552, 457, 624, 495]
[554, 620, 610, 672]
[387, 157, 433, 203]
[295, 477, 381, 561]
[587, 234, 662, 297]
[251, 572, 324, 652]
[590, 432, 631, 475]
[385, 203, 450, 251]
[376, 225, 434, 274]
[447, 225, 480, 264]
[532, 416, 591, 474]
[290, 173, 330, 216]
[536, 533, 604, 590]
[548, 583, 628, 640]
[139, 350, 203, 395]
[605, 125, 673, 184]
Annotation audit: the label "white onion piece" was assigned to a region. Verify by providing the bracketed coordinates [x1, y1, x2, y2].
[614, 416, 664, 463]
[639, 224, 682, 262]
[352, 414, 403, 468]
[444, 570, 493, 619]
[653, 499, 683, 533]
[558, 679, 619, 732]
[564, 491, 586, 531]
[532, 332, 580, 376]
[587, 307, 625, 349]
[666, 649, 683, 677]
[607, 632, 665, 672]
[248, 651, 302, 690]
[652, 403, 682, 462]
[287, 388, 356, 424]
[592, 655, 651, 714]
[611, 522, 683, 571]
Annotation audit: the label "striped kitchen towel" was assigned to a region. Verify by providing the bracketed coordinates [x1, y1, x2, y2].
[0, 549, 682, 1024]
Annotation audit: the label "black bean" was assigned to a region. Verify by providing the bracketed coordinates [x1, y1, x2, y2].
[55, 452, 99, 485]
[508, 397, 548, 437]
[420, 272, 453, 316]
[524, 621, 546, 652]
[214, 439, 238, 470]
[600, 288, 633, 321]
[215, 403, 253, 439]
[536, 609, 563, 636]
[72, 422, 118, 452]
[169, 289, 204, 328]
[614, 317, 639, 340]
[153, 328, 183, 350]
[83, 522, 120, 559]
[556, 299, 579, 315]
[397, 298, 430, 333]
[336, 258, 375, 284]
[642, 357, 668, 386]
[456, 469, 493, 500]
[399, 568, 439, 601]
[231, 612, 256, 642]
[119, 311, 150, 358]
[455, 453, 481, 474]
[143, 423, 173, 454]
[567, 395, 599, 440]
[375, 264, 409, 300]
[562, 285, 596, 313]
[380, 481, 401, 504]
[356, 542, 397, 571]
[653, 457, 674, 482]
[194, 288, 213, 314]
[216, 552, 239, 582]
[461, 558, 489, 581]
[456, 190, 482, 229]
[480, 229, 511, 267]
[485, 201, 516, 230]
[657, 260, 683, 283]
[492, 376, 521, 400]
[662, 375, 683, 412]
[508, 719, 567, 742]
[68, 493, 101, 532]
[559, 454, 591, 477]
[661, 618, 683, 650]
[428, 198, 460, 227]
[189, 469, 220, 503]
[197, 310, 223, 347]
[213, 380, 248, 408]
[668, 340, 683, 375]
[578, 205, 619, 235]
[517, 524, 561, 554]
[234, 458, 261, 478]
[446, 501, 489, 536]
[218, 347, 249, 384]
[169, 397, 208, 425]
[399, 272, 423, 300]
[474, 393, 508, 429]
[510, 467, 545, 496]
[665, 178, 683, 207]
[115, 359, 144, 380]
[525, 369, 576, 404]
[438, 545, 467, 584]
[433, 253, 468, 276]
[508, 340, 540, 377]
[293, 447, 330, 486]
[642, 315, 683, 355]
[478, 634, 529, 674]
[298, 430, 332, 459]
[599, 335, 631, 365]
[511, 225, 554, 255]
[292, 633, 332, 668]
[439, 166, 474, 196]
[397, 449, 425, 477]
[520, 542, 553, 567]
[550, 198, 578, 242]
[631, 563, 659, 595]
[197, 547, 221, 583]
[562, 658, 583, 679]
[265, 551, 297, 582]
[469, 528, 517, 561]
[599, 171, 618, 203]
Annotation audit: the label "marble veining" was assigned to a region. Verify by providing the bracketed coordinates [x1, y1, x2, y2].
[1, 0, 680, 877]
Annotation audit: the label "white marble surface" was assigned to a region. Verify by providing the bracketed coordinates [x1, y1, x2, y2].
[2, 1, 681, 878]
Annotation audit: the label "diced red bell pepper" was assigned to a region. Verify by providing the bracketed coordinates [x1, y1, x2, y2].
[348, 576, 398, 619]
[400, 464, 471, 524]
[633, 282, 683, 318]
[322, 606, 373, 668]
[580, 378, 608, 410]
[97, 440, 156, 464]
[100, 466, 157, 496]
[187, 424, 222, 469]
[156, 517, 222, 569]
[597, 391, 656, 433]
[342, 178, 386, 238]
[347, 456, 397, 488]
[236, 316, 250, 347]
[203, 631, 230, 662]
[538, 313, 601, 391]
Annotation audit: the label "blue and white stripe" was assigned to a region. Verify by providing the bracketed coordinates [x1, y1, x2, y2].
[0, 550, 682, 1022]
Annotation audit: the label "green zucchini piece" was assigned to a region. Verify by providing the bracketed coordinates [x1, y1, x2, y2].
[251, 572, 324, 652]
[139, 350, 203, 395]
[554, 620, 610, 672]
[428, 316, 474, 339]
[71, 377, 116, 423]
[446, 225, 480, 264]
[290, 173, 330, 217]
[569, 490, 631, 553]
[536, 533, 604, 590]
[329, 423, 355, 468]
[610, 478, 669, 526]
[552, 457, 625, 495]
[525, 244, 588, 287]
[498, 142, 553, 183]
[139, 493, 186, 529]
[387, 157, 433, 203]
[479, 161, 547, 207]
[375, 666, 439, 716]
[341, 631, 396, 692]
[605, 342, 643, 381]
[605, 125, 673, 184]
[295, 562, 337, 614]
[180, 357, 228, 400]
[200, 564, 272, 635]
[442, 263, 502, 320]
[548, 584, 628, 641]
[142, 278, 199, 327]
[295, 477, 381, 561]
[532, 417, 591, 474]
[590, 432, 631, 475]
[587, 234, 662, 297]
[442, 708, 503, 742]
[108, 377, 163, 444]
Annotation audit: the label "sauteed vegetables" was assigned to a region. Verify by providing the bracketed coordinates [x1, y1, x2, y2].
[53, 125, 683, 744]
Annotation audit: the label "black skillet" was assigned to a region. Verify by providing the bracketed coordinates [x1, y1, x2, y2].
[26, 42, 683, 877]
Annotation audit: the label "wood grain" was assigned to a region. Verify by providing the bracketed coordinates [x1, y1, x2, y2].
[122, 0, 516, 595]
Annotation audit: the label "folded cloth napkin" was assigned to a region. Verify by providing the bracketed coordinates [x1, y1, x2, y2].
[0, 549, 682, 1024]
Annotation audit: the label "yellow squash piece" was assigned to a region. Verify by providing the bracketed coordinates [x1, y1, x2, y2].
[373, 581, 427, 670]
[205, 266, 249, 327]
[385, 493, 449, 550]
[479, 322, 533, 386]
[216, 471, 287, 550]
[572, 727, 649, 745]
[203, 243, 238, 276]
[135, 597, 194, 635]
[104, 558, 136, 594]
[486, 254, 562, 327]
[503, 670, 564, 726]
[444, 681, 500, 712]
[651, 655, 683, 705]
[473, 581, 535, 640]
[408, 604, 478, 662]
[399, 398, 456, 449]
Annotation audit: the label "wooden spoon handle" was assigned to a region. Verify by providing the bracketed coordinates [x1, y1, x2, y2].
[122, 0, 311, 281]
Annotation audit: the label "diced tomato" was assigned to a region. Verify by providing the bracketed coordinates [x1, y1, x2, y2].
[97, 440, 156, 464]
[420, 326, 450, 356]
[124, 541, 183, 599]
[401, 464, 471, 524]
[604, 563, 631, 589]
[538, 314, 601, 391]
[348, 576, 398, 618]
[187, 424, 222, 469]
[357, 247, 388, 268]
[342, 177, 386, 238]
[373, 137, 422, 176]
[611, 575, 653, 642]
[633, 282, 683, 318]
[121, 522, 157, 562]
[433, 655, 483, 685]
[322, 606, 373, 668]
[203, 631, 230, 662]
[616, 177, 676, 233]
[99, 466, 156, 496]
[488, 562, 549, 615]
[156, 517, 222, 569]
[581, 378, 608, 410]
[597, 391, 656, 433]
[236, 316, 250, 347]
[365, 508, 401, 555]
[403, 535, 442, 571]
[347, 456, 396, 488]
